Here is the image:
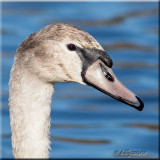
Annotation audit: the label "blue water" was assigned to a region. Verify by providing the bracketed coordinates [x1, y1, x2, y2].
[1, 2, 159, 158]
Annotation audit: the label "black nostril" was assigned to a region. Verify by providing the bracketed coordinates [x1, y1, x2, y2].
[105, 72, 114, 82]
[100, 63, 114, 82]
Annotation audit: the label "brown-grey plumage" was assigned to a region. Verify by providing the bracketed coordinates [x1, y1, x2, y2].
[9, 23, 143, 158]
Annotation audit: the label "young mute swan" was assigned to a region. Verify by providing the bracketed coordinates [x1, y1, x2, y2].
[9, 24, 144, 158]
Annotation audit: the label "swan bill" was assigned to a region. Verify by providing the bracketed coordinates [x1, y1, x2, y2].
[83, 59, 144, 111]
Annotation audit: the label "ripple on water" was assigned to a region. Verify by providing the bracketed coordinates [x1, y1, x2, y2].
[51, 136, 110, 145]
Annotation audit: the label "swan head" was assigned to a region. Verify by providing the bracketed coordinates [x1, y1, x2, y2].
[17, 24, 144, 111]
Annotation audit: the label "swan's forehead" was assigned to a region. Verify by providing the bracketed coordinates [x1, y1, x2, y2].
[60, 29, 103, 50]
[63, 35, 103, 50]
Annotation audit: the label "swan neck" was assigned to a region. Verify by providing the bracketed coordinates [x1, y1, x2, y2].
[9, 64, 54, 158]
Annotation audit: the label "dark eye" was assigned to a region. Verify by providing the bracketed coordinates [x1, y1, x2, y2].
[67, 44, 76, 51]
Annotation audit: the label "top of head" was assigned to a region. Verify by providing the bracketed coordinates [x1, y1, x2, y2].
[17, 24, 103, 54]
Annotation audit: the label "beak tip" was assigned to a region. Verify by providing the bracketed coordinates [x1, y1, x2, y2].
[135, 96, 144, 111]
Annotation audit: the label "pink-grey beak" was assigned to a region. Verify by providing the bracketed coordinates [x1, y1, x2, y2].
[76, 47, 144, 111]
[84, 59, 144, 111]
